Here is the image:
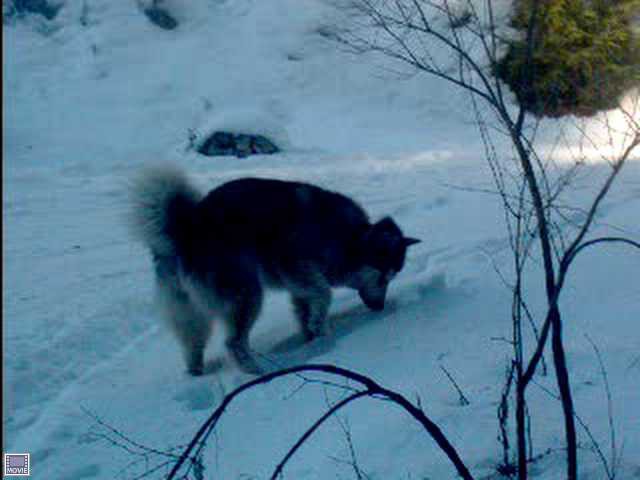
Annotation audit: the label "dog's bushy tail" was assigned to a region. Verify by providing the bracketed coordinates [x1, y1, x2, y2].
[128, 165, 202, 257]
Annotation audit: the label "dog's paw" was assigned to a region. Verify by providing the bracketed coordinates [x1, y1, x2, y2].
[185, 348, 205, 376]
[308, 322, 332, 339]
[187, 365, 204, 376]
[226, 340, 264, 375]
[238, 358, 264, 375]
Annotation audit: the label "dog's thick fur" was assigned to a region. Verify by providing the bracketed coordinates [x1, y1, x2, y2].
[129, 165, 419, 374]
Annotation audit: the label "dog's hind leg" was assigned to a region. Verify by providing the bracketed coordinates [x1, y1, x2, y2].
[155, 259, 213, 376]
[224, 282, 264, 375]
[161, 303, 211, 375]
[175, 306, 212, 376]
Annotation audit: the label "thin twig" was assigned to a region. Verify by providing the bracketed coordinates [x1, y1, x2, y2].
[440, 365, 470, 406]
[270, 391, 368, 480]
[585, 334, 618, 480]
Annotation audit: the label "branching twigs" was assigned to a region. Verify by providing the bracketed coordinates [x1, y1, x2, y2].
[520, 143, 639, 393]
[557, 136, 640, 289]
[81, 407, 202, 480]
[328, 3, 639, 479]
[533, 372, 618, 480]
[270, 391, 368, 480]
[330, 415, 371, 480]
[167, 364, 475, 480]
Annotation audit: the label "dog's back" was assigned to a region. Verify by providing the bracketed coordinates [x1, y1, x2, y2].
[192, 178, 370, 286]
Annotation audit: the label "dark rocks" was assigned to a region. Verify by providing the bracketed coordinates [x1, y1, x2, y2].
[143, 3, 178, 30]
[198, 131, 280, 158]
[7, 0, 62, 20]
[253, 135, 279, 154]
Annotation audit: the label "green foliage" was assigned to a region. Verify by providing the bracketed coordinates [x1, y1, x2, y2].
[496, 0, 640, 117]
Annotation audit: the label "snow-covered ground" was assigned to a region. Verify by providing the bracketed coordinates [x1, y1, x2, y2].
[3, 1, 639, 478]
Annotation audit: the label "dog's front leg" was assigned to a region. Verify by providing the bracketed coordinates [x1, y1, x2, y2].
[300, 283, 332, 340]
[291, 296, 315, 341]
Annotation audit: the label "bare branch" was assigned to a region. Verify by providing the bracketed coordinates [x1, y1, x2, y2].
[565, 237, 640, 267]
[167, 364, 475, 480]
[559, 134, 640, 287]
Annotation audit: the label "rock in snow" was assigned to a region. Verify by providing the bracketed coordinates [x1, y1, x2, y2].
[197, 131, 279, 158]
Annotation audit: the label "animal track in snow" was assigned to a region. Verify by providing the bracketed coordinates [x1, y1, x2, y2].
[174, 383, 217, 411]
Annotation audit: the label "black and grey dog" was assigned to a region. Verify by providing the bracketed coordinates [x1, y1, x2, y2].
[129, 165, 419, 375]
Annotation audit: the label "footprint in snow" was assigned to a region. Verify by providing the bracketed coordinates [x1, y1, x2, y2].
[429, 195, 449, 208]
[174, 383, 217, 411]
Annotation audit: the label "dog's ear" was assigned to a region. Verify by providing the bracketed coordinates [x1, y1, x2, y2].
[374, 216, 401, 234]
[363, 217, 397, 243]
[403, 237, 421, 247]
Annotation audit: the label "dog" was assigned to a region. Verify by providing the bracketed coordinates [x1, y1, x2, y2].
[128, 165, 419, 375]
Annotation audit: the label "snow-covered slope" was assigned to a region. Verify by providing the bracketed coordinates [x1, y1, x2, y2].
[3, 1, 639, 479]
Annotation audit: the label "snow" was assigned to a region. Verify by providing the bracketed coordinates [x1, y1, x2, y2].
[3, 1, 639, 479]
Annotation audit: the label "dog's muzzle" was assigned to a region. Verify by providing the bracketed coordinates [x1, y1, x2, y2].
[363, 298, 385, 311]
[359, 289, 386, 311]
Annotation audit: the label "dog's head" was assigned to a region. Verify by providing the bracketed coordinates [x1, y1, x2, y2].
[351, 217, 420, 311]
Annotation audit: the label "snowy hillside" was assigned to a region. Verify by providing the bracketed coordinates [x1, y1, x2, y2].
[3, 1, 639, 479]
